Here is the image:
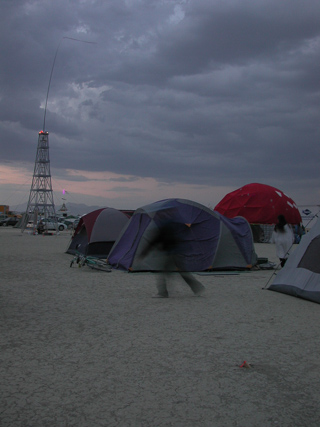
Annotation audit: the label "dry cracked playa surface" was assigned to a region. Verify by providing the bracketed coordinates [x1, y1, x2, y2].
[1, 227, 320, 426]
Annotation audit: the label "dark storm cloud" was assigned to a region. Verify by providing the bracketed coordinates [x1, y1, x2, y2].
[1, 0, 320, 203]
[105, 1, 320, 82]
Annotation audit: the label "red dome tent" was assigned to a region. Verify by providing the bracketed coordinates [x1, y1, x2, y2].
[215, 183, 301, 225]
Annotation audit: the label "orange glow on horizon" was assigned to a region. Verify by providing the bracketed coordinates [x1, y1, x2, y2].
[0, 165, 231, 209]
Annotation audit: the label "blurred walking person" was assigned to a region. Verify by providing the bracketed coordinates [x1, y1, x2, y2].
[140, 220, 205, 298]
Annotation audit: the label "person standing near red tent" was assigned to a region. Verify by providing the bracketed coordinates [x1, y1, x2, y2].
[271, 215, 294, 267]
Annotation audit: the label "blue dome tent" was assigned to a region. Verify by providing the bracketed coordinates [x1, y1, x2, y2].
[107, 198, 257, 272]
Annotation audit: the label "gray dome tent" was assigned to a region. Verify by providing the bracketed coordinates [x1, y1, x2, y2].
[67, 207, 130, 258]
[269, 218, 320, 304]
[107, 198, 257, 272]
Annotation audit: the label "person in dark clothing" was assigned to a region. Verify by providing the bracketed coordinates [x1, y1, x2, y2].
[37, 220, 45, 235]
[140, 220, 205, 298]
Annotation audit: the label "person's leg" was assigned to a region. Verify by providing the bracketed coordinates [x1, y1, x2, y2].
[180, 271, 205, 296]
[154, 255, 172, 297]
[155, 272, 169, 297]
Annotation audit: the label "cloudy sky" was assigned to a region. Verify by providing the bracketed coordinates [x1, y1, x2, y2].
[1, 0, 319, 211]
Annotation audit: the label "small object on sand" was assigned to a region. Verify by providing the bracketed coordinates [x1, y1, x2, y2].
[239, 360, 252, 368]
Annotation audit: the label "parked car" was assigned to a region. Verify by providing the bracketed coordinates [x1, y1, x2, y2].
[0, 217, 19, 227]
[61, 219, 74, 228]
[38, 219, 67, 232]
[62, 218, 80, 229]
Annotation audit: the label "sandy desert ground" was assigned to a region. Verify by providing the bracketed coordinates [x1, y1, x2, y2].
[1, 227, 319, 426]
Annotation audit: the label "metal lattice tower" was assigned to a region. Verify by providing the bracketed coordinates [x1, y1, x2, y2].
[19, 37, 96, 233]
[21, 130, 57, 232]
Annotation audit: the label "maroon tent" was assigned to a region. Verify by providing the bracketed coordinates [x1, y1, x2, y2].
[215, 183, 301, 225]
[66, 208, 130, 257]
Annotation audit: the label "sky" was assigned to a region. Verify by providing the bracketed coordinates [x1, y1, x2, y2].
[1, 0, 320, 212]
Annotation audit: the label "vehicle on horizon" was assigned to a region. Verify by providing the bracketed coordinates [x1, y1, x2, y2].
[62, 218, 80, 229]
[39, 218, 67, 231]
[26, 219, 67, 232]
[0, 217, 19, 227]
